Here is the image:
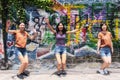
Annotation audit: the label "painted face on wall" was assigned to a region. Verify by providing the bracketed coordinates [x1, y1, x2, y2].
[34, 18, 39, 23]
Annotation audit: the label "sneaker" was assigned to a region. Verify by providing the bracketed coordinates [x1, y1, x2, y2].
[56, 71, 61, 76]
[21, 72, 29, 76]
[17, 74, 24, 79]
[24, 70, 30, 75]
[61, 70, 67, 75]
[96, 69, 105, 75]
[103, 69, 110, 75]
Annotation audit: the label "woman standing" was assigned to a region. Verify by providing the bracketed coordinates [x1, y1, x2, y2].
[45, 18, 78, 76]
[97, 23, 113, 75]
[6, 20, 37, 79]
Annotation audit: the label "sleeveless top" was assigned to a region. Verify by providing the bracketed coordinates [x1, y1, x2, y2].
[14, 30, 28, 48]
[98, 31, 112, 48]
[55, 33, 66, 46]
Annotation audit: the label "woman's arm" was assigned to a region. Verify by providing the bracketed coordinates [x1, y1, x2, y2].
[97, 38, 101, 54]
[111, 41, 113, 54]
[66, 29, 78, 34]
[6, 20, 16, 34]
[27, 29, 38, 40]
[45, 18, 56, 34]
[110, 33, 113, 54]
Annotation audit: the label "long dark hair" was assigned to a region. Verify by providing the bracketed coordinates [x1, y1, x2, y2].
[56, 22, 67, 34]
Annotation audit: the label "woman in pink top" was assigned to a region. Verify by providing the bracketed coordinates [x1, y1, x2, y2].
[6, 20, 37, 79]
[97, 23, 113, 75]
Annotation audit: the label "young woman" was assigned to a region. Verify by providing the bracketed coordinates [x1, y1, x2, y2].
[6, 20, 37, 79]
[45, 18, 78, 76]
[97, 23, 113, 75]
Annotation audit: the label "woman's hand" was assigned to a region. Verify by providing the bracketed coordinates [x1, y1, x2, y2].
[44, 18, 56, 34]
[111, 48, 114, 54]
[33, 28, 37, 33]
[44, 18, 49, 24]
[6, 20, 11, 28]
[33, 29, 37, 37]
[97, 49, 100, 55]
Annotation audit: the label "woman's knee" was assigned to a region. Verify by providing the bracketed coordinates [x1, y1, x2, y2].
[21, 61, 28, 65]
[104, 61, 111, 64]
[57, 62, 62, 66]
[103, 61, 108, 64]
[62, 61, 66, 65]
[108, 61, 111, 64]
[25, 61, 29, 65]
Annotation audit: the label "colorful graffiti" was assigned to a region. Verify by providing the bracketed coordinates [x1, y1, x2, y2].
[63, 3, 119, 41]
[0, 23, 4, 62]
[1, 0, 120, 69]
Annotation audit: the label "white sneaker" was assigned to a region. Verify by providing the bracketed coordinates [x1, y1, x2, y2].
[96, 69, 104, 75]
[103, 69, 110, 75]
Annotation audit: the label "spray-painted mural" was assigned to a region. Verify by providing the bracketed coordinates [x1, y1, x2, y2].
[0, 22, 4, 57]
[1, 0, 120, 69]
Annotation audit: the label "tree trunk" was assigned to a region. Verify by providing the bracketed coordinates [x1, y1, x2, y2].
[1, 0, 8, 69]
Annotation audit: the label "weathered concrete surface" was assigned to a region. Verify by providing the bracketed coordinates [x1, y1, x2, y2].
[0, 68, 120, 80]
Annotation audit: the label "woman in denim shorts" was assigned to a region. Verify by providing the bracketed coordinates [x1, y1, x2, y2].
[45, 18, 78, 76]
[6, 20, 37, 79]
[97, 23, 113, 75]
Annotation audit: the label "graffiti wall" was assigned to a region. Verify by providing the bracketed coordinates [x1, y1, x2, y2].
[3, 1, 120, 69]
[0, 22, 4, 58]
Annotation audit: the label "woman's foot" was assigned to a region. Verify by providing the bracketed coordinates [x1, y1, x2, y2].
[17, 74, 24, 79]
[61, 70, 67, 75]
[103, 69, 110, 75]
[56, 71, 61, 76]
[20, 70, 30, 77]
[21, 72, 29, 76]
[96, 69, 105, 75]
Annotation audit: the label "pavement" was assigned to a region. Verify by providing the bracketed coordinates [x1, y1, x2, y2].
[0, 68, 120, 80]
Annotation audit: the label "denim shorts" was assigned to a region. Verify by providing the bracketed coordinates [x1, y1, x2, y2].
[54, 45, 67, 55]
[15, 47, 27, 57]
[100, 46, 111, 57]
